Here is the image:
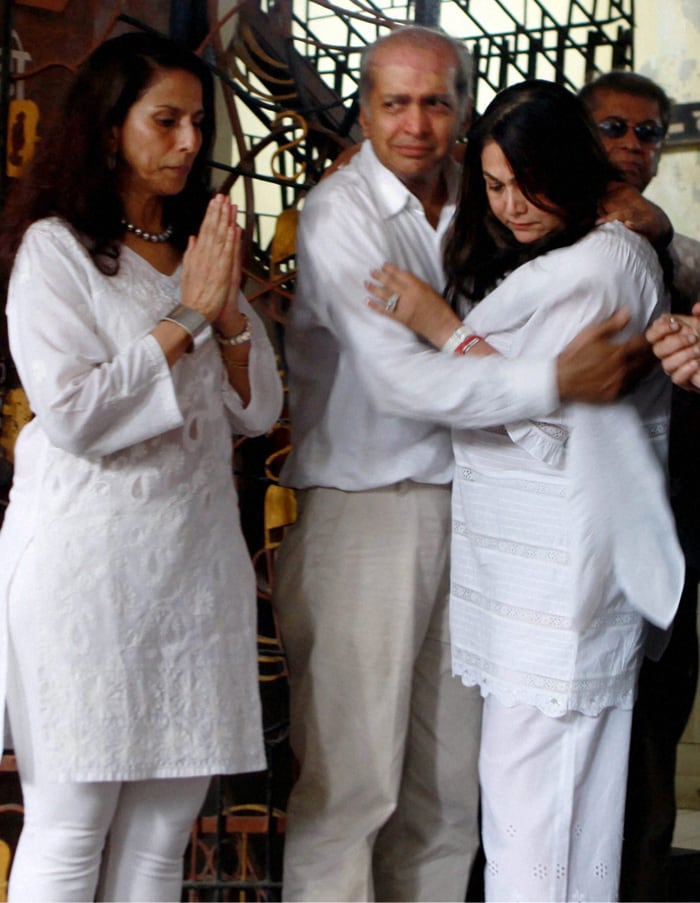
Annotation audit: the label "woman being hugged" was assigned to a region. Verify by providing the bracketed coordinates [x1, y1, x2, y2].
[367, 80, 683, 902]
[0, 31, 282, 903]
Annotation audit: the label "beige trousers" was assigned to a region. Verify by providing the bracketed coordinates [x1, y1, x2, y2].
[273, 482, 482, 902]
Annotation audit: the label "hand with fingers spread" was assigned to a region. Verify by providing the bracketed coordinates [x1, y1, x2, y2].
[366, 262, 461, 347]
[363, 263, 499, 358]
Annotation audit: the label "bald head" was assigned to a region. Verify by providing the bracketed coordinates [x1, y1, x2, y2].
[359, 26, 473, 119]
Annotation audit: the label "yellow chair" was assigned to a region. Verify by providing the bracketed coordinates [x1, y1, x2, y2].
[0, 838, 10, 902]
[0, 388, 32, 464]
[252, 443, 297, 603]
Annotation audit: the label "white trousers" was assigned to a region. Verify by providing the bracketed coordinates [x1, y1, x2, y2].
[7, 773, 210, 902]
[479, 695, 633, 902]
[273, 483, 482, 902]
[5, 562, 211, 903]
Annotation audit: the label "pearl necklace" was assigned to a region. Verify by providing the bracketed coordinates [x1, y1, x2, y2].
[121, 219, 174, 243]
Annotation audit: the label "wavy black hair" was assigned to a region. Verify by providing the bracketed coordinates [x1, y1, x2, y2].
[0, 30, 215, 277]
[444, 79, 617, 303]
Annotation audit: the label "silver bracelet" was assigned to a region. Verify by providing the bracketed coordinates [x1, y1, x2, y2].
[161, 304, 210, 353]
[215, 316, 252, 347]
[441, 324, 472, 354]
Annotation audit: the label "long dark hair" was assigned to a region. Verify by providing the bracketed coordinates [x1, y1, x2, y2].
[0, 31, 215, 277]
[444, 79, 616, 302]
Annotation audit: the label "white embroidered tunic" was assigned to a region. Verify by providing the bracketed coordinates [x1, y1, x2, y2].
[0, 217, 283, 781]
[450, 222, 684, 717]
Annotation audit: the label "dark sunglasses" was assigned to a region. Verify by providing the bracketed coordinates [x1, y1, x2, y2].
[596, 116, 666, 144]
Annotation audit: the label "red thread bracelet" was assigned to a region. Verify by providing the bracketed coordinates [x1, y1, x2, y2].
[454, 334, 483, 355]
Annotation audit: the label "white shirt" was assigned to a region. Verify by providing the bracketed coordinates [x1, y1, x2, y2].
[0, 218, 283, 780]
[281, 142, 559, 491]
[449, 222, 684, 716]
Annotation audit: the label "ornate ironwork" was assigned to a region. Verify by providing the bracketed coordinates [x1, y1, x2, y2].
[206, 0, 634, 303]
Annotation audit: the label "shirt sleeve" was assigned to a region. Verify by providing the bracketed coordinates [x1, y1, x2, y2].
[296, 185, 559, 430]
[465, 226, 666, 358]
[7, 223, 184, 458]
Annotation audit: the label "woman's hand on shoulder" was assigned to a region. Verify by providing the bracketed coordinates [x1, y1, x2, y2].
[365, 262, 462, 349]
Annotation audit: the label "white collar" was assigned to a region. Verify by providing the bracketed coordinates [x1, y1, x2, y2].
[356, 140, 461, 222]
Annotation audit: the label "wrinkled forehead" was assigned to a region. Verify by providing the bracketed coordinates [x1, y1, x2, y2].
[367, 41, 460, 96]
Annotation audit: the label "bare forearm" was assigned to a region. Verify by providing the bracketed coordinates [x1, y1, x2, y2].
[220, 343, 251, 406]
[215, 310, 253, 406]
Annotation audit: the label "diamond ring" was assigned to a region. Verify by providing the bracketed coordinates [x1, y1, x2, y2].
[386, 292, 400, 313]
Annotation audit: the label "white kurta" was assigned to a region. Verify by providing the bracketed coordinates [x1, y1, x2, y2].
[0, 217, 283, 781]
[450, 221, 684, 718]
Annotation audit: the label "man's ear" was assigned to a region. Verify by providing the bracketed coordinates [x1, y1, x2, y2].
[359, 105, 371, 140]
[107, 126, 120, 155]
[650, 146, 662, 181]
[460, 99, 474, 138]
[105, 127, 120, 171]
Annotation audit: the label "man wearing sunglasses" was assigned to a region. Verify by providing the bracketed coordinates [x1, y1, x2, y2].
[580, 71, 669, 192]
[582, 71, 700, 902]
[580, 71, 676, 246]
